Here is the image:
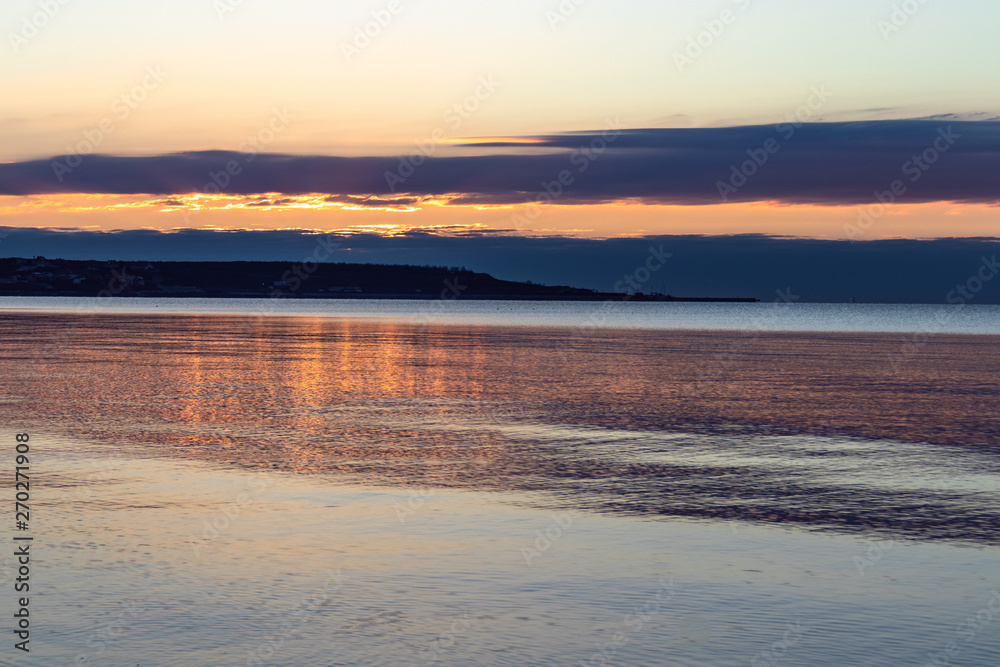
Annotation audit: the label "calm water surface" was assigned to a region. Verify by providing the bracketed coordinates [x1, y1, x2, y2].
[0, 300, 998, 666]
[2, 296, 1000, 334]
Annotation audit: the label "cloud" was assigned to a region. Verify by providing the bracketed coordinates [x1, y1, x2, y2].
[1, 120, 998, 206]
[1, 226, 999, 304]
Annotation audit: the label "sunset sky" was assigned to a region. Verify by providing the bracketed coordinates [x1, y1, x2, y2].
[1, 0, 999, 260]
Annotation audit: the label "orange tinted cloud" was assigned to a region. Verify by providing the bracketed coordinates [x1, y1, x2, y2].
[1, 194, 997, 240]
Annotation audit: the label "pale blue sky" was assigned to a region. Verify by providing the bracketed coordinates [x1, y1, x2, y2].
[2, 0, 998, 159]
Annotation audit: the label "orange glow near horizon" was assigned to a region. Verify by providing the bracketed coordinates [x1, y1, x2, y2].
[1, 194, 998, 241]
[446, 137, 550, 145]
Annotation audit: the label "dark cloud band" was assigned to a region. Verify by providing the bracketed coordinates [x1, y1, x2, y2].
[2, 120, 999, 205]
[1, 227, 998, 303]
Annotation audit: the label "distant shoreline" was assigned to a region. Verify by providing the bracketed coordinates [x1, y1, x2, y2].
[0, 292, 758, 303]
[0, 257, 759, 303]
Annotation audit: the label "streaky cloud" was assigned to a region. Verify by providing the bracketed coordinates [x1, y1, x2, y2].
[1, 120, 998, 206]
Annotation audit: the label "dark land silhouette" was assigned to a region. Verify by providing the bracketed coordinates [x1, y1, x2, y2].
[0, 257, 757, 301]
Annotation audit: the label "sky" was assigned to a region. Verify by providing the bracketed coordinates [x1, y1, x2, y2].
[3, 226, 1000, 303]
[1, 0, 999, 297]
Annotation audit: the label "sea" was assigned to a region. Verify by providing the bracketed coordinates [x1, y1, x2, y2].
[0, 298, 998, 666]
